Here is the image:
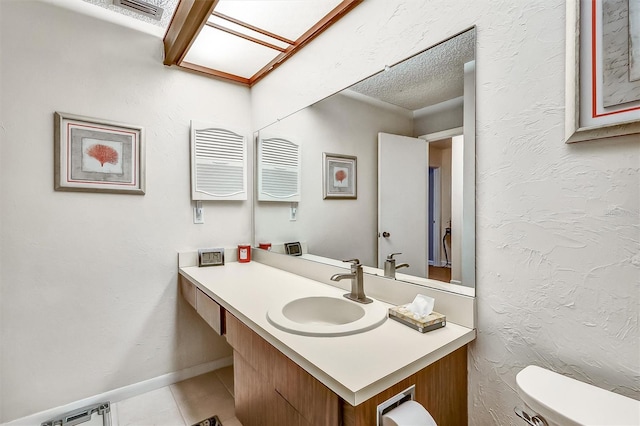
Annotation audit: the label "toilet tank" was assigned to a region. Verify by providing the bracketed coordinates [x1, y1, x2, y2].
[516, 365, 640, 426]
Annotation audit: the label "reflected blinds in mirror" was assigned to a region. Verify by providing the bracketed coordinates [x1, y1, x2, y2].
[190, 121, 247, 201]
[258, 137, 301, 201]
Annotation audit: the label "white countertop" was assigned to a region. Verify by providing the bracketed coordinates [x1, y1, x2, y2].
[179, 261, 475, 406]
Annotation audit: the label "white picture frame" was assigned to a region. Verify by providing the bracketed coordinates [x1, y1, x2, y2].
[54, 112, 145, 194]
[322, 153, 357, 199]
[565, 0, 640, 143]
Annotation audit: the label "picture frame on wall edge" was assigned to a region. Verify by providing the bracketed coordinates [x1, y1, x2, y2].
[565, 0, 640, 143]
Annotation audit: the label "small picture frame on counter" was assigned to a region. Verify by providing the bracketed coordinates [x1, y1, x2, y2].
[198, 248, 225, 267]
[284, 242, 302, 256]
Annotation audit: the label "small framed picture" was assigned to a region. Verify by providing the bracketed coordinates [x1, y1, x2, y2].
[322, 153, 357, 199]
[54, 112, 145, 194]
[284, 242, 302, 256]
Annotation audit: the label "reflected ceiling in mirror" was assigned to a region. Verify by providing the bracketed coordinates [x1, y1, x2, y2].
[253, 28, 476, 296]
[348, 29, 475, 110]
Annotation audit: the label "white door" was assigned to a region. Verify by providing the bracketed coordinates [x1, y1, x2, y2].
[378, 132, 428, 278]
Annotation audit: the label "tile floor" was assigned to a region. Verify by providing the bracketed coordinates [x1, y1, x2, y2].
[109, 366, 242, 426]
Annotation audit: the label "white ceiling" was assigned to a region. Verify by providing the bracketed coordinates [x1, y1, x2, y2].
[81, 0, 178, 29]
[348, 29, 475, 111]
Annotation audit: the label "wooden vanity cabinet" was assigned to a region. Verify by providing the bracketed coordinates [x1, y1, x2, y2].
[225, 311, 468, 426]
[226, 313, 339, 426]
[341, 345, 467, 426]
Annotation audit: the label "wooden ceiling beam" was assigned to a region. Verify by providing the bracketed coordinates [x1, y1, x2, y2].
[179, 61, 251, 85]
[205, 22, 287, 52]
[163, 0, 218, 66]
[212, 11, 295, 46]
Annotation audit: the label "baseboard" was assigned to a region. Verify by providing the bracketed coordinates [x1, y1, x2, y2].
[2, 356, 233, 426]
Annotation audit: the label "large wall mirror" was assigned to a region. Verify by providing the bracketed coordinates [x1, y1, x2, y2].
[254, 28, 476, 296]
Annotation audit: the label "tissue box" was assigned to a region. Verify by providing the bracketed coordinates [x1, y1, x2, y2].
[388, 305, 446, 333]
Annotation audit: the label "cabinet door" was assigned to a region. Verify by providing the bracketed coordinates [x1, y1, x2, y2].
[275, 355, 339, 426]
[274, 390, 311, 426]
[234, 352, 270, 425]
[195, 288, 222, 334]
[226, 312, 338, 426]
[234, 350, 309, 426]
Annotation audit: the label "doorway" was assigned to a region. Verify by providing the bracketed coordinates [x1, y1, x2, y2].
[422, 128, 461, 284]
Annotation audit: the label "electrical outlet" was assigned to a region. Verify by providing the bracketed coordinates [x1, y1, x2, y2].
[193, 202, 204, 224]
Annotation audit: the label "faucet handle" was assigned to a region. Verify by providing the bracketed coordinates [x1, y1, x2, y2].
[342, 258, 361, 265]
[386, 252, 402, 260]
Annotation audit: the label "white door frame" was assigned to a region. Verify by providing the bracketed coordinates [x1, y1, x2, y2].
[429, 166, 441, 267]
[419, 126, 463, 142]
[420, 126, 463, 270]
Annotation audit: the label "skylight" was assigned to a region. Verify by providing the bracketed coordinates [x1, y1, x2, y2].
[163, 0, 362, 86]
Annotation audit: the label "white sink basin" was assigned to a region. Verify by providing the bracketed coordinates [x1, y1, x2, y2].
[266, 296, 388, 337]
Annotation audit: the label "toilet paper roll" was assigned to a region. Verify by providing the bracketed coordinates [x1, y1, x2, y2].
[382, 400, 437, 426]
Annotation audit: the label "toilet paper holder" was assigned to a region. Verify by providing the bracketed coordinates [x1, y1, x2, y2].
[376, 385, 416, 426]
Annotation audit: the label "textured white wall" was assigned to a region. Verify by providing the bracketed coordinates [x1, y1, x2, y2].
[252, 0, 640, 424]
[255, 93, 413, 267]
[0, 1, 250, 422]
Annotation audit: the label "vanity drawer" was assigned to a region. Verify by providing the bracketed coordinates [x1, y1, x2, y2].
[196, 288, 223, 335]
[180, 276, 225, 335]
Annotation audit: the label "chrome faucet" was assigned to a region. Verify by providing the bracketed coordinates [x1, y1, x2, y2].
[384, 253, 410, 279]
[330, 258, 372, 304]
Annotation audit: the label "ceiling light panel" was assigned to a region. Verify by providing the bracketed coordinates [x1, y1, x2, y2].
[183, 25, 282, 79]
[214, 0, 343, 41]
[207, 16, 291, 50]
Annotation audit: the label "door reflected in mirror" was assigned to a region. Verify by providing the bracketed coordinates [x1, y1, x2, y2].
[254, 28, 476, 296]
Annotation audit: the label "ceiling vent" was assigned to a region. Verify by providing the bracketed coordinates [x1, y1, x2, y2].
[113, 0, 163, 20]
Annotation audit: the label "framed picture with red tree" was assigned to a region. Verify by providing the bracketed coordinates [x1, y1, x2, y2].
[54, 112, 145, 194]
[322, 152, 356, 199]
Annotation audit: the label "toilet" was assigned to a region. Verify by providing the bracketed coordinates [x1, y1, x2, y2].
[516, 365, 640, 425]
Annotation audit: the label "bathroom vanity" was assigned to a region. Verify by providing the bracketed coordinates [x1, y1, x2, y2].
[178, 258, 475, 425]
